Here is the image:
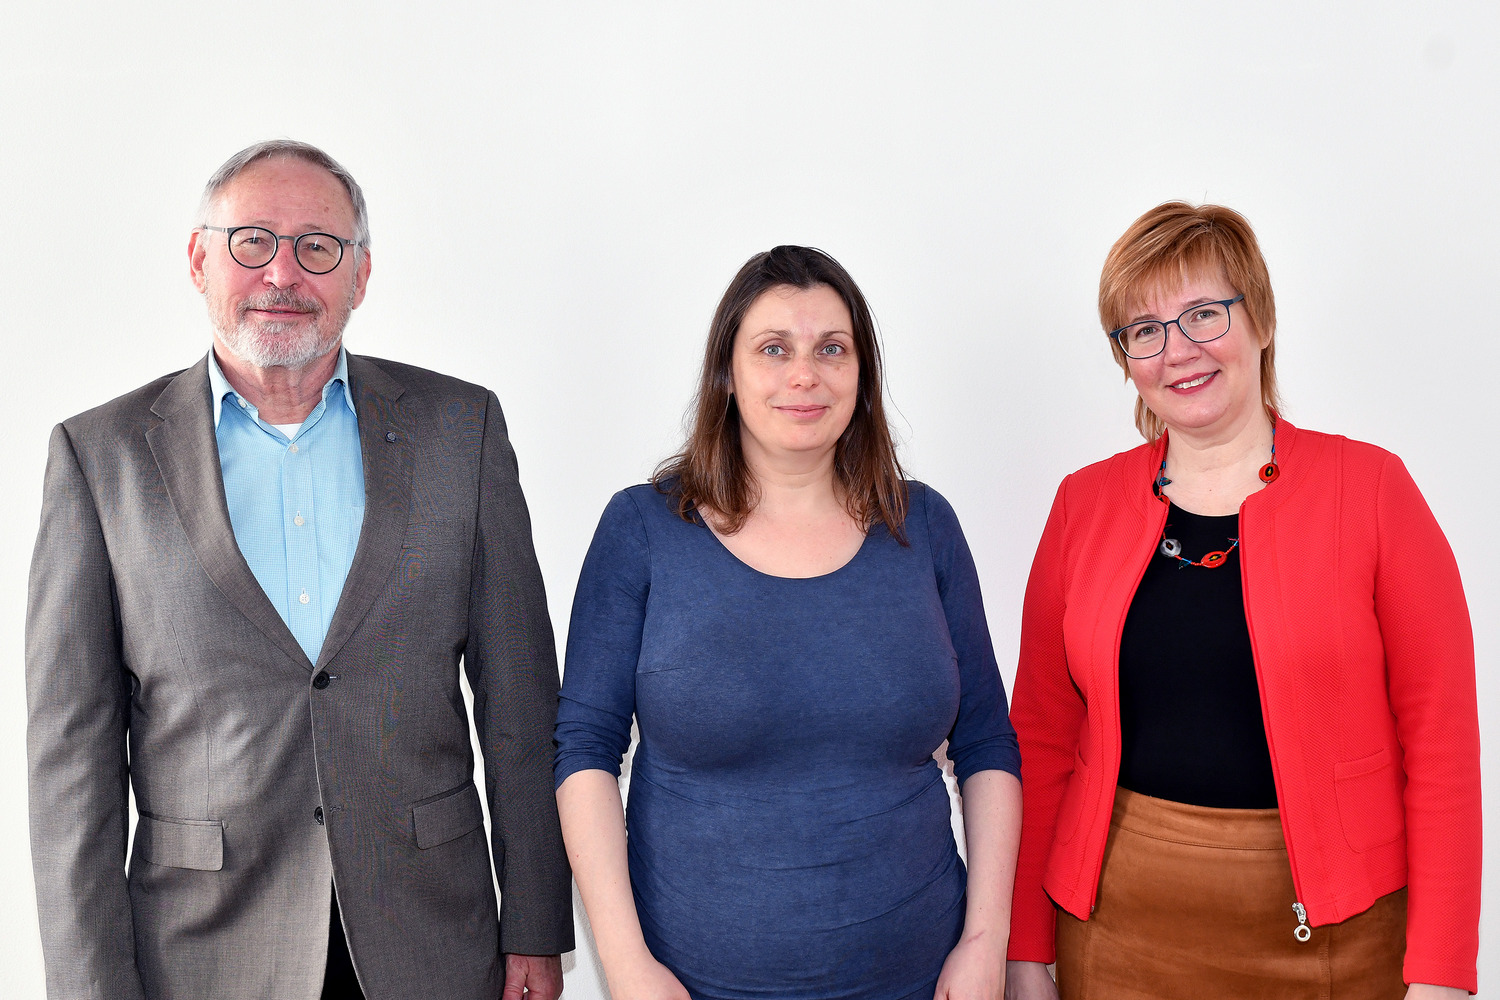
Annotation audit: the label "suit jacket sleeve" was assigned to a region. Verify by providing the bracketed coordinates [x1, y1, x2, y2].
[27, 423, 148, 1000]
[464, 392, 575, 956]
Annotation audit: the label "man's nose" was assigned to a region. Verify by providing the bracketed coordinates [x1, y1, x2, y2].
[260, 237, 303, 286]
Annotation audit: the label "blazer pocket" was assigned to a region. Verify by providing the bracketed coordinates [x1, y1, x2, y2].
[135, 814, 224, 871]
[401, 516, 470, 553]
[412, 782, 485, 849]
[1052, 749, 1092, 846]
[1333, 747, 1406, 852]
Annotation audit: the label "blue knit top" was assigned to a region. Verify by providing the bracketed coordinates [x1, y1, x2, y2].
[555, 482, 1021, 1000]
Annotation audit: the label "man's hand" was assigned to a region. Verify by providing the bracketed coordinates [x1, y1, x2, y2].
[503, 953, 564, 1000]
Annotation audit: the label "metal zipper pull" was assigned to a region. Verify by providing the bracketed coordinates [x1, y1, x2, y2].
[1292, 901, 1311, 942]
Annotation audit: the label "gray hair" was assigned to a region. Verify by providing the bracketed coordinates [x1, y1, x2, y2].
[197, 139, 371, 249]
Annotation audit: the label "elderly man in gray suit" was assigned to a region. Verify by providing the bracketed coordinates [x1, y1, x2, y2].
[26, 140, 574, 999]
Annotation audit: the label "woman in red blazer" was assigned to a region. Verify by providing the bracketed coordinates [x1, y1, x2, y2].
[1004, 203, 1480, 999]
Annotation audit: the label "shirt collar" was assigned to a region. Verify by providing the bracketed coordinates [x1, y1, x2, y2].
[208, 347, 356, 427]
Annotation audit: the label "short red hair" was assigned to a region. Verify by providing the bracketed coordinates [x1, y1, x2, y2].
[1100, 202, 1283, 440]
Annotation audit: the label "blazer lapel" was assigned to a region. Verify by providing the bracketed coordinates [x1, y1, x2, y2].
[146, 357, 314, 674]
[315, 355, 414, 669]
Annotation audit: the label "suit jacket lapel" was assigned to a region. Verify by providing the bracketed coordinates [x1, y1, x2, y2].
[316, 354, 414, 670]
[146, 357, 314, 674]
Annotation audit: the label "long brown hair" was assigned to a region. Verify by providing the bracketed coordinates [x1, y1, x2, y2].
[655, 245, 909, 541]
[1099, 202, 1283, 441]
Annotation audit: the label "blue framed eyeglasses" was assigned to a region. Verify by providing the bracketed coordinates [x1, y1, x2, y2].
[1108, 294, 1245, 360]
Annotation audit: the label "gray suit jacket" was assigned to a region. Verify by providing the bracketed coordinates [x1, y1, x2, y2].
[27, 354, 574, 1000]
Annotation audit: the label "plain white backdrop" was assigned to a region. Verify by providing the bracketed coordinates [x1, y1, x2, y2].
[2, 2, 1495, 996]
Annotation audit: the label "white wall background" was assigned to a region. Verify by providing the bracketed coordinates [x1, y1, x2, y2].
[3, 2, 1495, 995]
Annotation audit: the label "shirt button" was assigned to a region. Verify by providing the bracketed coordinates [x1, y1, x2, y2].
[288, 443, 299, 454]
[299, 591, 310, 605]
[314, 806, 325, 825]
[237, 398, 247, 409]
[294, 514, 305, 526]
[312, 671, 331, 690]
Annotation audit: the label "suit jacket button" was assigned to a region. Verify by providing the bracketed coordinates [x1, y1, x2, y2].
[314, 806, 325, 825]
[312, 671, 331, 690]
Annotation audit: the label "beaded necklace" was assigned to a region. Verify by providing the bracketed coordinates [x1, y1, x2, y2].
[1153, 423, 1279, 569]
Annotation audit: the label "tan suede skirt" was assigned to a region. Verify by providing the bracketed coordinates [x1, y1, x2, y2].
[1055, 789, 1405, 1000]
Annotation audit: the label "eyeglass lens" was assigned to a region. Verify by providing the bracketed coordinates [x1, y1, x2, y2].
[226, 227, 345, 275]
[1116, 302, 1233, 359]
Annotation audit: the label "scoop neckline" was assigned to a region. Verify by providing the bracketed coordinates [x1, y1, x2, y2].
[697, 515, 875, 581]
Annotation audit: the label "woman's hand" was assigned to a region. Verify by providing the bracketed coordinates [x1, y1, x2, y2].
[933, 931, 1005, 999]
[1405, 985, 1468, 1000]
[605, 951, 692, 1000]
[558, 771, 688, 1000]
[937, 771, 1023, 1000]
[1003, 961, 1059, 1000]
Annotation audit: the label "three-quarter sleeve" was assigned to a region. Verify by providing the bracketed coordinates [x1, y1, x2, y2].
[923, 486, 1022, 786]
[554, 490, 653, 787]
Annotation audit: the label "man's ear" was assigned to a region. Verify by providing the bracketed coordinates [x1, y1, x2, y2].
[350, 248, 372, 310]
[188, 229, 209, 294]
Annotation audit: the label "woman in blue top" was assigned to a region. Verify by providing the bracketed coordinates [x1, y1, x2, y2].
[554, 245, 1023, 1000]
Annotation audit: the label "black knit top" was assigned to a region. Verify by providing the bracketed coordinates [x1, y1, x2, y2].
[1117, 505, 1278, 809]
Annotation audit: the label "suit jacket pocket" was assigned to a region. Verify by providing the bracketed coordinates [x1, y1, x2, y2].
[412, 782, 485, 849]
[136, 813, 224, 871]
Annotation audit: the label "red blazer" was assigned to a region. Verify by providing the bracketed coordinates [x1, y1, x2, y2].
[1006, 419, 1480, 993]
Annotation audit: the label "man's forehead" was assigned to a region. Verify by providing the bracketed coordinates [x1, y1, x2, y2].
[211, 157, 355, 222]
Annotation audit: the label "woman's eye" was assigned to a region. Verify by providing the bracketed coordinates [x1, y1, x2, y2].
[763, 344, 786, 356]
[819, 343, 845, 356]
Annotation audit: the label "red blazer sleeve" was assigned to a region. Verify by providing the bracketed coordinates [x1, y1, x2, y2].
[1007, 478, 1087, 963]
[1373, 454, 1481, 992]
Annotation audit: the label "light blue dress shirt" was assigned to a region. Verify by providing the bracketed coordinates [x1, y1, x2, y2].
[209, 349, 366, 662]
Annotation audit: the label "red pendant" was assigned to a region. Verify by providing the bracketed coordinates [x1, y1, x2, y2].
[1200, 550, 1229, 568]
[1259, 462, 1280, 483]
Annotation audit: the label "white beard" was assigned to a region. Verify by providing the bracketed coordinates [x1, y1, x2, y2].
[208, 285, 355, 371]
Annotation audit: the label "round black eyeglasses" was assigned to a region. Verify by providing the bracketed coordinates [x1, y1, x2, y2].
[1107, 294, 1245, 360]
[201, 225, 363, 275]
